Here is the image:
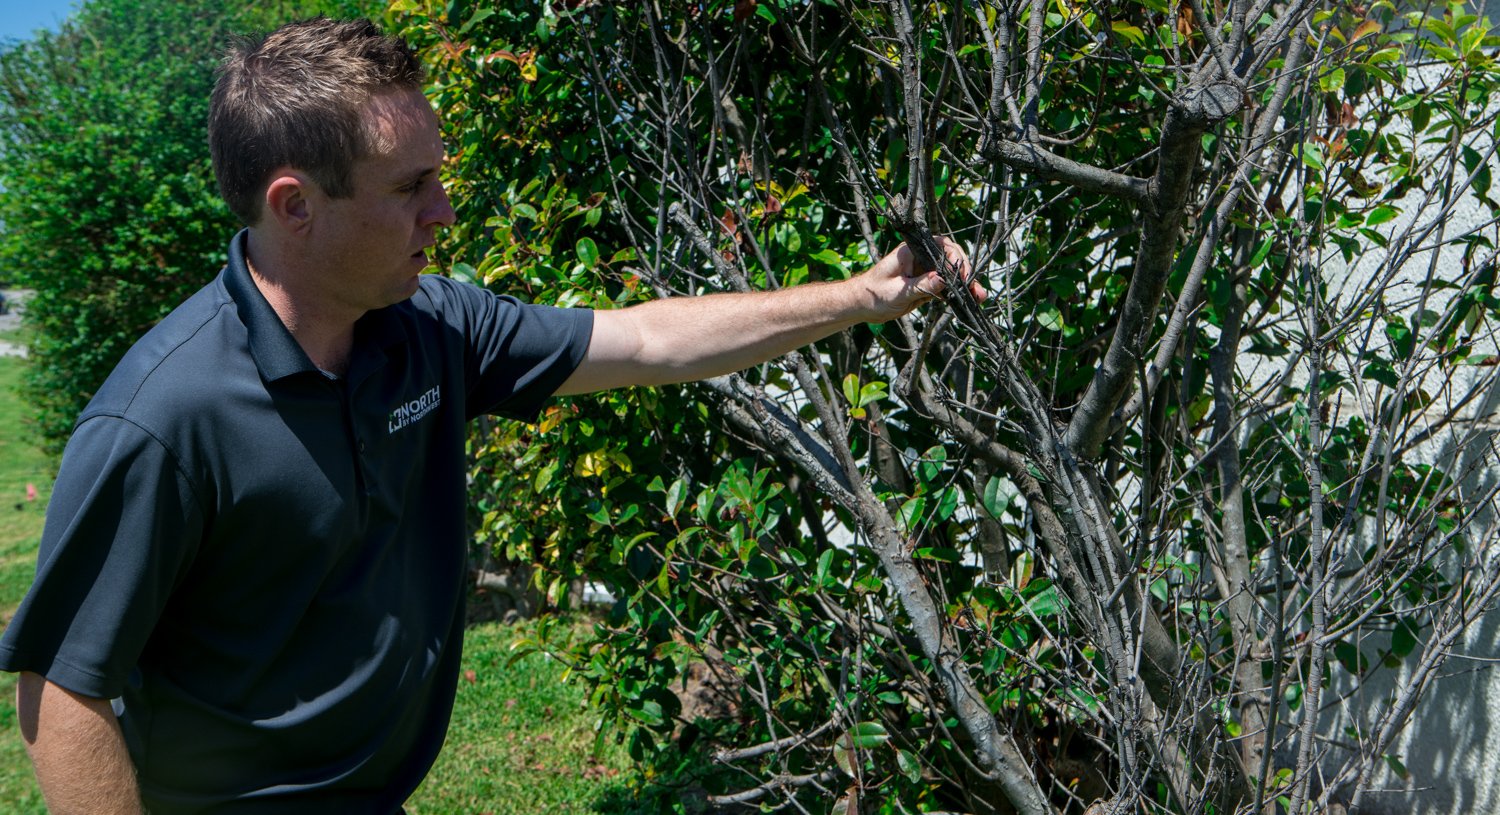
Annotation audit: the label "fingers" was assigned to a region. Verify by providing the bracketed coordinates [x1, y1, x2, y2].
[915, 274, 988, 303]
[865, 238, 988, 319]
[934, 236, 969, 275]
[920, 237, 988, 303]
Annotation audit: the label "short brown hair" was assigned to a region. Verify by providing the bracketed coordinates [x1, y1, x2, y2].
[209, 17, 424, 225]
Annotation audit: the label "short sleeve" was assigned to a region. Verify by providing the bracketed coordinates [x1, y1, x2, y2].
[425, 276, 594, 422]
[0, 415, 204, 699]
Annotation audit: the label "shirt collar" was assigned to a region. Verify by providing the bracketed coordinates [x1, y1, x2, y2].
[223, 229, 316, 382]
[221, 229, 407, 384]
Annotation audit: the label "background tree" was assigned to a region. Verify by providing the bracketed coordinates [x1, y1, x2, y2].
[409, 1, 1500, 812]
[0, 0, 377, 452]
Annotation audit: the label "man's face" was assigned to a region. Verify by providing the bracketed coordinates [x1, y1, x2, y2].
[312, 89, 455, 312]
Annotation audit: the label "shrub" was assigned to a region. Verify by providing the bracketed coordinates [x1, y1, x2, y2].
[0, 0, 377, 452]
[402, 2, 1500, 811]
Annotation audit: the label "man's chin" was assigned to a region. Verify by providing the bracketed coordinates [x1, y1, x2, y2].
[373, 278, 422, 310]
[398, 274, 424, 300]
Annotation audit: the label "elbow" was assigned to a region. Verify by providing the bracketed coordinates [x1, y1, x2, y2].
[16, 671, 44, 744]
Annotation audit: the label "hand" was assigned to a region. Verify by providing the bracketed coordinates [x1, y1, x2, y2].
[856, 236, 987, 323]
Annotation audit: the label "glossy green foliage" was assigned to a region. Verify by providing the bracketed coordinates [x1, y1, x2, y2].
[394, 0, 1500, 811]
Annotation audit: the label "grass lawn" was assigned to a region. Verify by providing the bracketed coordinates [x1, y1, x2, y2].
[406, 619, 649, 815]
[0, 354, 645, 813]
[0, 355, 54, 814]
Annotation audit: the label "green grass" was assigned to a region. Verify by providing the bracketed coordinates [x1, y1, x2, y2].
[406, 619, 650, 815]
[0, 355, 53, 814]
[0, 355, 642, 812]
[0, 358, 50, 613]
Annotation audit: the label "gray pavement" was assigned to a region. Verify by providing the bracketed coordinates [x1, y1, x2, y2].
[0, 289, 31, 358]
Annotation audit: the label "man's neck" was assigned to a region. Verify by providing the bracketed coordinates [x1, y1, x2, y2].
[244, 230, 358, 376]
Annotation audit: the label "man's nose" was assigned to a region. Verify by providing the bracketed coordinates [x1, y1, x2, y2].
[424, 183, 456, 228]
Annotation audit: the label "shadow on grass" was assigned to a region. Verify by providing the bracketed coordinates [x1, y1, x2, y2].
[586, 721, 755, 815]
[591, 775, 712, 815]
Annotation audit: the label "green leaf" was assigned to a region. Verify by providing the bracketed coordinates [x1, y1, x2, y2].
[897, 749, 922, 783]
[1460, 23, 1487, 56]
[1363, 359, 1400, 388]
[450, 261, 479, 284]
[747, 554, 777, 579]
[1250, 237, 1275, 267]
[1149, 577, 1169, 603]
[898, 496, 927, 531]
[920, 445, 946, 481]
[534, 459, 559, 493]
[1473, 163, 1492, 198]
[833, 735, 855, 775]
[1320, 66, 1347, 93]
[1285, 681, 1304, 710]
[1111, 21, 1146, 45]
[1035, 305, 1065, 332]
[841, 373, 860, 406]
[1421, 17, 1457, 45]
[627, 699, 664, 726]
[848, 721, 890, 748]
[1335, 640, 1370, 674]
[816, 548, 835, 587]
[1412, 102, 1431, 133]
[1365, 206, 1399, 226]
[982, 476, 1016, 518]
[1025, 584, 1065, 617]
[1297, 142, 1326, 170]
[857, 381, 888, 408]
[576, 237, 600, 269]
[780, 226, 804, 252]
[1391, 618, 1419, 657]
[458, 6, 496, 34]
[1385, 319, 1416, 360]
[933, 486, 959, 522]
[665, 477, 687, 517]
[810, 248, 843, 267]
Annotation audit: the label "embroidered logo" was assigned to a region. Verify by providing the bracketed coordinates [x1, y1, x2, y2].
[388, 385, 441, 434]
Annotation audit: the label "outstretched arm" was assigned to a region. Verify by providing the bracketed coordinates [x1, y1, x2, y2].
[17, 672, 141, 815]
[556, 239, 981, 395]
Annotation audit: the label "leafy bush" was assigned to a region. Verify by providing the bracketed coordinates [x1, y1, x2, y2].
[0, 0, 376, 452]
[403, 1, 1500, 812]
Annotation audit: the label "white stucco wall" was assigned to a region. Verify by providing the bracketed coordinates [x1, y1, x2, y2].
[1315, 66, 1500, 808]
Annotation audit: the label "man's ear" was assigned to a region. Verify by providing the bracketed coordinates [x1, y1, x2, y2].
[262, 171, 314, 234]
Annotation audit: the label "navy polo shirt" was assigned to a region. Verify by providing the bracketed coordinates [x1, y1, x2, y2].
[0, 230, 592, 813]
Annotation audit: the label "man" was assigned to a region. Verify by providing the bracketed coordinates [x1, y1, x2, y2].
[0, 17, 980, 814]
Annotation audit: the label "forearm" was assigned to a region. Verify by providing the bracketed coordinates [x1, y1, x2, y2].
[558, 276, 874, 394]
[17, 672, 142, 815]
[555, 240, 975, 396]
[624, 278, 870, 383]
